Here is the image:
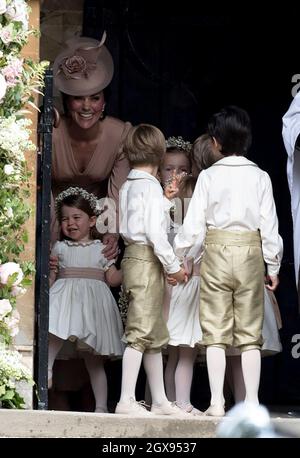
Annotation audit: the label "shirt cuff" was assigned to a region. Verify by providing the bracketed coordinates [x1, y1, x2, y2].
[267, 265, 280, 276]
[164, 259, 181, 275]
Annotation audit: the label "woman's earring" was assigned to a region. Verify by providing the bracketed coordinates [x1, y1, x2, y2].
[100, 104, 106, 120]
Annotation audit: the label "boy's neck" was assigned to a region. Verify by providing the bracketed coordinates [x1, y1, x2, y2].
[133, 165, 158, 177]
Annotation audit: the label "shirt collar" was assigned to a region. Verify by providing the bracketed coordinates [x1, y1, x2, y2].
[214, 155, 257, 167]
[127, 169, 160, 184]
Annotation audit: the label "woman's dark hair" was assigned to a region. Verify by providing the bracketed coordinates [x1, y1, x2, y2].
[207, 105, 252, 156]
[57, 194, 101, 240]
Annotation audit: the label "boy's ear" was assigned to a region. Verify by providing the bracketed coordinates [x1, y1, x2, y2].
[212, 136, 222, 152]
[89, 215, 97, 227]
[212, 136, 218, 147]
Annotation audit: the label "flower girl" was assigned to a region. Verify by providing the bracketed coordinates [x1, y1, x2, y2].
[48, 187, 124, 413]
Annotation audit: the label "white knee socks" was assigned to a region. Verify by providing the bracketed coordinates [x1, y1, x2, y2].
[206, 346, 226, 408]
[119, 346, 143, 402]
[241, 349, 261, 404]
[143, 352, 168, 405]
[226, 355, 246, 403]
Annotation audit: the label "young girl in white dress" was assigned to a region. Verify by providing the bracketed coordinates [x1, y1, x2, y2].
[164, 174, 204, 415]
[158, 137, 202, 415]
[48, 187, 124, 413]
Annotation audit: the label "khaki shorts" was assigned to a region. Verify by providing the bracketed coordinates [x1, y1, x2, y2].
[199, 229, 265, 351]
[121, 244, 169, 353]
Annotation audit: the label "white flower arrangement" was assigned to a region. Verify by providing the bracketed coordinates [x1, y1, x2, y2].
[0, 342, 34, 408]
[0, 0, 47, 408]
[0, 115, 35, 163]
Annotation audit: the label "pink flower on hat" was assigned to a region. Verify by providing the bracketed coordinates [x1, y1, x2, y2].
[60, 55, 90, 80]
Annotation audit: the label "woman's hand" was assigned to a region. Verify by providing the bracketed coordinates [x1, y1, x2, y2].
[102, 233, 120, 260]
[49, 255, 59, 273]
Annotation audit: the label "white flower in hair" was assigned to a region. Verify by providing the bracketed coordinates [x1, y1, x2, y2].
[55, 187, 100, 215]
[165, 136, 192, 152]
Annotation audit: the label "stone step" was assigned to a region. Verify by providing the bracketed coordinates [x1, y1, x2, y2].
[0, 409, 219, 438]
[0, 409, 300, 438]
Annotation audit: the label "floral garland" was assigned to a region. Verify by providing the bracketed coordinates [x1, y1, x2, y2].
[55, 187, 101, 216]
[165, 136, 192, 152]
[0, 0, 48, 408]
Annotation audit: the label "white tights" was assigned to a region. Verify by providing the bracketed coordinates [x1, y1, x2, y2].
[82, 352, 107, 412]
[48, 334, 64, 379]
[164, 345, 197, 405]
[48, 333, 108, 412]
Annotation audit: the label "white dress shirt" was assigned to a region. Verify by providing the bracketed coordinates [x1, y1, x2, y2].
[174, 156, 283, 276]
[119, 169, 180, 274]
[282, 92, 300, 286]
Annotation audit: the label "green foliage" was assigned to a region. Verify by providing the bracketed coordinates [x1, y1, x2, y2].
[0, 0, 47, 409]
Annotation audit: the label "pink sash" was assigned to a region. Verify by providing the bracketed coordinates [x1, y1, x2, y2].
[57, 267, 105, 282]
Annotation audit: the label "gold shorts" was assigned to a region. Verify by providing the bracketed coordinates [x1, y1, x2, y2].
[121, 244, 169, 353]
[199, 229, 265, 351]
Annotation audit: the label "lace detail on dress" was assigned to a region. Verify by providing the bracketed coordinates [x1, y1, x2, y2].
[62, 239, 102, 247]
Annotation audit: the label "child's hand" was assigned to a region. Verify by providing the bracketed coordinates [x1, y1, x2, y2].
[166, 276, 178, 286]
[164, 181, 179, 200]
[167, 267, 188, 285]
[265, 274, 279, 291]
[164, 171, 188, 200]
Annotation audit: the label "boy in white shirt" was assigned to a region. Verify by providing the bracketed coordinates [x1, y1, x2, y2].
[174, 106, 283, 416]
[116, 124, 187, 416]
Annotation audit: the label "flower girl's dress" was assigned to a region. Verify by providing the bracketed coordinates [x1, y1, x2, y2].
[49, 239, 124, 357]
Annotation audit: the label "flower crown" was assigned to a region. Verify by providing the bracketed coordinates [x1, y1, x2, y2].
[165, 136, 192, 153]
[55, 187, 100, 216]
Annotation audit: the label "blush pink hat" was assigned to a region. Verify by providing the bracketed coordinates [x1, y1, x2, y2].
[53, 31, 114, 96]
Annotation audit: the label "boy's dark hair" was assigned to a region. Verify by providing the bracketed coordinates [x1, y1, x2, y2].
[207, 105, 252, 156]
[123, 123, 166, 167]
